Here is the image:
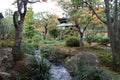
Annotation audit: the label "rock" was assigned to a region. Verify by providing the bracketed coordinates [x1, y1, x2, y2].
[0, 48, 13, 72]
[0, 48, 13, 80]
[65, 52, 99, 69]
[0, 72, 11, 80]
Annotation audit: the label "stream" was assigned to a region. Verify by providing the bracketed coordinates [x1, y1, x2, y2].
[34, 50, 72, 80]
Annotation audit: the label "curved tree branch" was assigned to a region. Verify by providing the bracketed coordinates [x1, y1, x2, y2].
[84, 2, 107, 25]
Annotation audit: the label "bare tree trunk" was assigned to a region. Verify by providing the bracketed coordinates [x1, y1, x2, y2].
[12, 0, 40, 61]
[75, 20, 84, 50]
[104, 0, 120, 68]
[12, 17, 24, 61]
[12, 0, 27, 61]
[43, 24, 48, 40]
[86, 0, 120, 69]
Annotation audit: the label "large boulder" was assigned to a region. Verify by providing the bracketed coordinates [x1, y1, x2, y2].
[65, 52, 99, 69]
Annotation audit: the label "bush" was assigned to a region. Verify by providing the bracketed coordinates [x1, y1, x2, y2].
[0, 18, 13, 39]
[49, 27, 60, 38]
[86, 35, 109, 46]
[85, 35, 96, 46]
[21, 43, 36, 55]
[17, 56, 50, 80]
[32, 35, 42, 43]
[7, 29, 15, 39]
[94, 36, 109, 45]
[40, 45, 59, 60]
[23, 25, 38, 38]
[71, 61, 111, 80]
[65, 37, 79, 47]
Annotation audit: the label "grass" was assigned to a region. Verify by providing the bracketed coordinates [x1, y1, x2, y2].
[0, 39, 14, 48]
[83, 46, 112, 66]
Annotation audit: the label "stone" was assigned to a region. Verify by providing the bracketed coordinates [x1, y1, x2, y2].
[0, 48, 13, 72]
[65, 52, 99, 69]
[0, 48, 13, 80]
[0, 72, 11, 80]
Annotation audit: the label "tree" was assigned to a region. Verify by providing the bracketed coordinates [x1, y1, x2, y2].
[12, 0, 43, 61]
[24, 7, 34, 25]
[84, 0, 120, 68]
[4, 9, 13, 18]
[23, 25, 38, 38]
[61, 0, 120, 68]
[34, 12, 56, 40]
[49, 27, 60, 39]
[59, 0, 93, 49]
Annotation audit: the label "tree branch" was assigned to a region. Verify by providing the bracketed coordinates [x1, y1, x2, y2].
[28, 0, 40, 3]
[84, 2, 107, 25]
[13, 11, 19, 28]
[75, 19, 82, 35]
[82, 17, 91, 34]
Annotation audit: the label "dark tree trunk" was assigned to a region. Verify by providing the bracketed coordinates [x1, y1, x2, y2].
[75, 20, 84, 50]
[104, 0, 120, 68]
[74, 18, 91, 50]
[85, 0, 120, 69]
[12, 0, 40, 61]
[12, 18, 24, 61]
[43, 24, 48, 40]
[12, 0, 27, 61]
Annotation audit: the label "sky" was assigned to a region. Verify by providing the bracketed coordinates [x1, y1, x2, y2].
[0, 0, 64, 17]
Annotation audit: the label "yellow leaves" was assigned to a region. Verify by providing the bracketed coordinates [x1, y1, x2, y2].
[92, 15, 101, 24]
[81, 8, 104, 24]
[96, 8, 104, 13]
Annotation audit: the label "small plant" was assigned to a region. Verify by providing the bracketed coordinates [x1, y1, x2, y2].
[65, 36, 79, 47]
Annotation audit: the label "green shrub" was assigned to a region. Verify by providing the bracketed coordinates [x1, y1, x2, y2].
[17, 56, 50, 80]
[31, 35, 42, 48]
[32, 35, 42, 43]
[49, 27, 60, 38]
[23, 25, 38, 38]
[0, 39, 14, 47]
[65, 37, 79, 47]
[40, 45, 59, 60]
[71, 61, 111, 80]
[7, 29, 15, 39]
[85, 34, 96, 46]
[94, 36, 109, 45]
[86, 35, 109, 46]
[0, 18, 13, 39]
[21, 43, 35, 55]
